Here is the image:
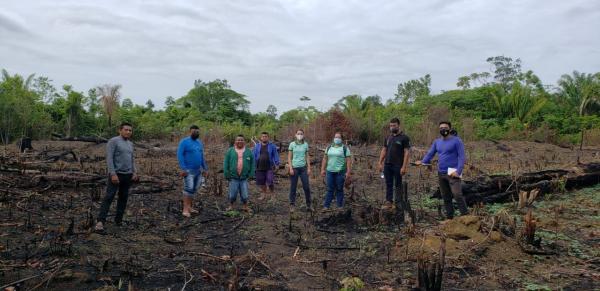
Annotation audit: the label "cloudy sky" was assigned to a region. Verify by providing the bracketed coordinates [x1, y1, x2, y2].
[1, 0, 599, 113]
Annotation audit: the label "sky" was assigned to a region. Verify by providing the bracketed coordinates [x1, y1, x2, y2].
[1, 0, 599, 113]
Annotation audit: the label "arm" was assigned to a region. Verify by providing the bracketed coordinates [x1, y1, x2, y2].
[401, 148, 410, 175]
[271, 144, 280, 167]
[287, 150, 294, 175]
[421, 141, 437, 164]
[346, 149, 352, 177]
[106, 140, 116, 175]
[176, 141, 187, 170]
[131, 144, 138, 180]
[378, 147, 387, 171]
[320, 154, 328, 177]
[249, 150, 255, 178]
[223, 149, 231, 179]
[305, 146, 312, 175]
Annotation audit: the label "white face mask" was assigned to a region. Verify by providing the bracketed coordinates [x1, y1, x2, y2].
[296, 134, 304, 140]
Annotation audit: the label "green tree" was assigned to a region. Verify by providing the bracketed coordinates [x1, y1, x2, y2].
[181, 79, 250, 123]
[395, 74, 431, 104]
[557, 71, 600, 116]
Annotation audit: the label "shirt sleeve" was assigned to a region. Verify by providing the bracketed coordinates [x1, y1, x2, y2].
[271, 143, 280, 166]
[422, 140, 437, 164]
[383, 137, 388, 148]
[131, 142, 136, 174]
[106, 139, 116, 175]
[403, 136, 411, 149]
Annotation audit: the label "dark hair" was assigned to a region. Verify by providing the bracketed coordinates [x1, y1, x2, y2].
[439, 121, 452, 128]
[390, 118, 400, 125]
[236, 134, 245, 139]
[261, 132, 269, 136]
[120, 122, 132, 129]
[296, 129, 304, 134]
[190, 125, 199, 130]
[334, 132, 344, 139]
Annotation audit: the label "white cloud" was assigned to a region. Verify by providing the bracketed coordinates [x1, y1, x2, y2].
[1, 0, 599, 112]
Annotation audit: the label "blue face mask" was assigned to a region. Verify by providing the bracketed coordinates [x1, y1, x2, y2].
[333, 138, 342, 145]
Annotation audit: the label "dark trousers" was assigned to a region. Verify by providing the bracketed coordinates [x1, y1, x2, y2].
[384, 164, 402, 204]
[324, 171, 345, 208]
[289, 166, 311, 206]
[98, 173, 133, 223]
[438, 174, 468, 218]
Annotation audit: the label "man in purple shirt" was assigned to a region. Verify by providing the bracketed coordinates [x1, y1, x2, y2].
[416, 121, 469, 219]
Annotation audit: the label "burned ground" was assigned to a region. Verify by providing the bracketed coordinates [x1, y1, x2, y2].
[1, 140, 599, 290]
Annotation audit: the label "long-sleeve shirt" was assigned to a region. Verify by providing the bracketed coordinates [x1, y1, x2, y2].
[177, 137, 207, 174]
[422, 136, 465, 175]
[106, 136, 135, 175]
[252, 142, 280, 169]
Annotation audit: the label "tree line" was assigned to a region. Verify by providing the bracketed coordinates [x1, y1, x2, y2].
[1, 56, 599, 146]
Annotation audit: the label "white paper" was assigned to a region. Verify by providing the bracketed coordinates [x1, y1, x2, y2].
[448, 167, 462, 178]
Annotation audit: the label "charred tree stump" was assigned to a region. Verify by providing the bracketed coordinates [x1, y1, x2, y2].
[417, 237, 446, 291]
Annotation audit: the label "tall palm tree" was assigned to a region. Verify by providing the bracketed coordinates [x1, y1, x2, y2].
[557, 71, 600, 158]
[557, 71, 600, 116]
[96, 84, 121, 129]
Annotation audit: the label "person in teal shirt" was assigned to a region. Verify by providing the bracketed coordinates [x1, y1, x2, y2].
[320, 132, 352, 209]
[287, 129, 312, 212]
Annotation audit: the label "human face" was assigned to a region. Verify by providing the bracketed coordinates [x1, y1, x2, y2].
[235, 137, 245, 148]
[120, 126, 133, 139]
[389, 122, 400, 134]
[439, 123, 451, 137]
[260, 134, 269, 144]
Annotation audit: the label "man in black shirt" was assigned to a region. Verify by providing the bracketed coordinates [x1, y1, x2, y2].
[252, 132, 280, 200]
[378, 118, 411, 210]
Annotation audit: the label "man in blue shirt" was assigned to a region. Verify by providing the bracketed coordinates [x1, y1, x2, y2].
[252, 132, 280, 200]
[416, 121, 469, 219]
[177, 125, 208, 217]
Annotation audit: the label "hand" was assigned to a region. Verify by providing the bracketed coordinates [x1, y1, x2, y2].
[132, 174, 139, 182]
[180, 171, 189, 177]
[377, 163, 383, 173]
[289, 168, 295, 176]
[414, 160, 422, 166]
[307, 168, 312, 176]
[202, 171, 209, 177]
[110, 174, 119, 185]
[449, 172, 460, 178]
[320, 170, 326, 177]
[400, 167, 407, 176]
[345, 172, 352, 179]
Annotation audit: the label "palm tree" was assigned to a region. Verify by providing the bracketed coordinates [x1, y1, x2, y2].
[557, 71, 600, 116]
[96, 84, 121, 129]
[558, 71, 600, 159]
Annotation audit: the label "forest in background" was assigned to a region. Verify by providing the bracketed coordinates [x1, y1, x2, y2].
[1, 55, 599, 147]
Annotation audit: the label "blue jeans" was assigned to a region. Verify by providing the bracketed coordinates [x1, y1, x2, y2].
[324, 171, 345, 208]
[289, 167, 311, 206]
[228, 178, 249, 204]
[183, 170, 203, 197]
[384, 164, 402, 203]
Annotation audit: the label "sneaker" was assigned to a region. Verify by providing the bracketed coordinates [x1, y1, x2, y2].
[381, 201, 393, 210]
[95, 222, 104, 232]
[182, 212, 191, 218]
[225, 205, 234, 211]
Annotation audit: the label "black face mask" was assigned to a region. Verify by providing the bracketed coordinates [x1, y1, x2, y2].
[191, 133, 200, 140]
[440, 129, 450, 137]
[390, 128, 399, 134]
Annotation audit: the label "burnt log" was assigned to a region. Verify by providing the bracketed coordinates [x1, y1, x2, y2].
[431, 162, 600, 205]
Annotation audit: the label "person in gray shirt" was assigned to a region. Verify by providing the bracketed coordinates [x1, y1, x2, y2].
[96, 122, 139, 231]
